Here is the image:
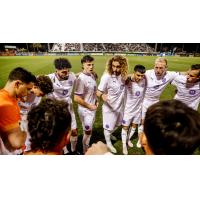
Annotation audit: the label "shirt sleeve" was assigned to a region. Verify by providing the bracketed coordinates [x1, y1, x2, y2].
[0, 104, 20, 132]
[98, 74, 109, 93]
[74, 76, 85, 96]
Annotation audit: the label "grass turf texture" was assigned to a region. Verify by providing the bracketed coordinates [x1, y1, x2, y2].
[0, 56, 200, 155]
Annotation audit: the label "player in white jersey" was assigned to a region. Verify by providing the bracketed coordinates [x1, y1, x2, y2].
[19, 75, 53, 151]
[171, 64, 200, 110]
[97, 55, 128, 153]
[47, 58, 78, 154]
[138, 57, 180, 148]
[74, 55, 98, 153]
[121, 65, 146, 154]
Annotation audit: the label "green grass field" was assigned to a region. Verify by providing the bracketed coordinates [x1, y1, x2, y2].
[0, 55, 200, 155]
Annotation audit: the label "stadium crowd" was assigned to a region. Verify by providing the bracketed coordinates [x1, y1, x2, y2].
[51, 43, 155, 52]
[0, 56, 200, 155]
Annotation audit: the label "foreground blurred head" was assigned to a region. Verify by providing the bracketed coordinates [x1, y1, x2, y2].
[142, 100, 200, 155]
[27, 98, 71, 154]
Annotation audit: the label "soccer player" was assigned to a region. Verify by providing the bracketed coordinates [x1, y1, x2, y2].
[0, 67, 36, 154]
[97, 55, 128, 153]
[74, 55, 98, 153]
[171, 64, 200, 110]
[86, 100, 200, 155]
[18, 75, 54, 151]
[121, 65, 146, 155]
[25, 98, 71, 155]
[138, 57, 180, 147]
[47, 58, 78, 154]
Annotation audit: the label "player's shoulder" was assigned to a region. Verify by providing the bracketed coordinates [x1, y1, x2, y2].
[47, 73, 55, 79]
[69, 71, 76, 79]
[101, 73, 111, 80]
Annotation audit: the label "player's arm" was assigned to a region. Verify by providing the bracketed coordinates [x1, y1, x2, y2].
[97, 90, 108, 102]
[1, 126, 27, 151]
[74, 94, 97, 111]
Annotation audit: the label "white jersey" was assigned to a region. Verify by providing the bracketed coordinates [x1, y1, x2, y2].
[145, 69, 179, 101]
[74, 72, 97, 110]
[48, 72, 76, 104]
[98, 73, 125, 112]
[122, 78, 146, 125]
[171, 74, 200, 110]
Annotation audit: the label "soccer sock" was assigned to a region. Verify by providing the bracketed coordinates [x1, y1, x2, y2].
[82, 133, 91, 153]
[70, 136, 78, 152]
[128, 127, 136, 140]
[138, 125, 144, 134]
[104, 129, 117, 153]
[121, 128, 128, 154]
[63, 146, 69, 154]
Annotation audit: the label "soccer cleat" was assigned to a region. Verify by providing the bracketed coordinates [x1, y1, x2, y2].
[127, 140, 134, 148]
[108, 145, 117, 154]
[123, 147, 128, 155]
[110, 134, 117, 141]
[136, 140, 142, 148]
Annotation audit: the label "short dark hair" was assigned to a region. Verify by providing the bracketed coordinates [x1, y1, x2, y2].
[191, 64, 200, 76]
[28, 98, 71, 152]
[35, 75, 54, 95]
[54, 58, 72, 70]
[144, 100, 200, 155]
[134, 65, 146, 74]
[8, 67, 36, 84]
[81, 55, 94, 64]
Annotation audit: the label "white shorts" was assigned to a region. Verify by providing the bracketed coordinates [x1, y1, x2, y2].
[103, 111, 123, 131]
[122, 110, 142, 126]
[142, 99, 158, 119]
[68, 104, 77, 130]
[78, 107, 96, 131]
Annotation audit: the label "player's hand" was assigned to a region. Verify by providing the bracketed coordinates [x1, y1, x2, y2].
[85, 141, 109, 155]
[102, 94, 108, 102]
[88, 104, 98, 111]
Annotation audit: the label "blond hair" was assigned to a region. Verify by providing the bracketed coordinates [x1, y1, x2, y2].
[155, 57, 168, 67]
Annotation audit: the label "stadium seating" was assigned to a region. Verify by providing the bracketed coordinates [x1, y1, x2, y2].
[50, 43, 155, 52]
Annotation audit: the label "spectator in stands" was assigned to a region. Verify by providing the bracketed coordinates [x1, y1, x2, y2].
[25, 98, 71, 155]
[0, 67, 36, 154]
[86, 100, 200, 155]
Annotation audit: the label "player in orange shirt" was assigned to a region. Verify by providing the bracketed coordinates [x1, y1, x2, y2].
[0, 67, 36, 154]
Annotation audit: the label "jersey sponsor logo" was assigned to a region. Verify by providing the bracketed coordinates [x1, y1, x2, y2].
[63, 89, 68, 95]
[135, 91, 140, 96]
[162, 78, 166, 83]
[189, 90, 196, 95]
[122, 119, 126, 124]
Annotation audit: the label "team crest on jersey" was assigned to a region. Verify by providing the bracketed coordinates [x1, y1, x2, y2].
[120, 85, 124, 90]
[154, 85, 159, 89]
[135, 91, 140, 96]
[162, 78, 166, 83]
[68, 80, 73, 86]
[63, 89, 68, 95]
[189, 90, 196, 95]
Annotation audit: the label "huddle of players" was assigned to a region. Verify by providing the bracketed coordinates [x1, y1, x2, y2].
[19, 55, 200, 155]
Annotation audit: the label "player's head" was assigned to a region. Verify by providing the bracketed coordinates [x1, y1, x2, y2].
[31, 75, 54, 97]
[28, 98, 71, 154]
[8, 67, 36, 98]
[54, 58, 72, 80]
[154, 57, 168, 77]
[106, 55, 128, 80]
[81, 55, 94, 74]
[142, 100, 200, 155]
[132, 64, 146, 82]
[186, 64, 200, 83]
